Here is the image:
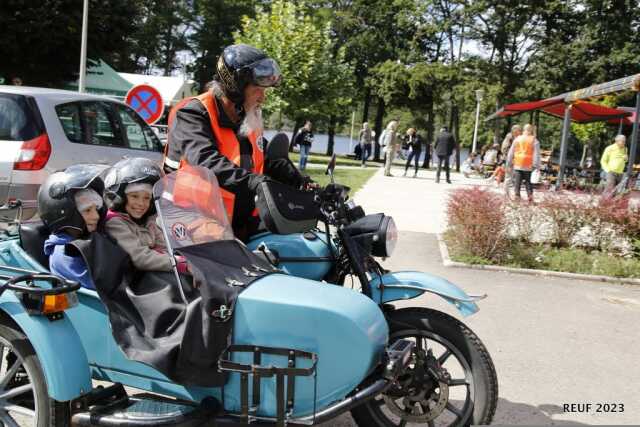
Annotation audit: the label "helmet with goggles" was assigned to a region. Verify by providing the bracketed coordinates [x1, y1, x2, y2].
[215, 44, 282, 107]
[38, 164, 107, 234]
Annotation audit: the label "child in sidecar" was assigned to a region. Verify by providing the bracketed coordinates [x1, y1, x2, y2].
[38, 164, 107, 290]
[103, 158, 188, 274]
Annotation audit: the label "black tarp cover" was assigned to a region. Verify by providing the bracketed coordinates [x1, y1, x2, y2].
[69, 234, 278, 387]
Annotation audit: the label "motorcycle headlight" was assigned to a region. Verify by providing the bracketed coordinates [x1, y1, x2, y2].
[372, 216, 397, 257]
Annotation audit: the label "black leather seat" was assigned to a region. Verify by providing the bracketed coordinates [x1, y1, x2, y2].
[19, 221, 51, 269]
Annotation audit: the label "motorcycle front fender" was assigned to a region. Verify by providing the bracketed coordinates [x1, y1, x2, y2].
[368, 271, 486, 317]
[0, 296, 92, 401]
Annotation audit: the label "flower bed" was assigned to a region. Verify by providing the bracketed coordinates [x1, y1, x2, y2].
[444, 187, 640, 278]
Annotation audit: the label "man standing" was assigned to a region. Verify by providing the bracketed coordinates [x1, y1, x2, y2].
[167, 44, 306, 241]
[359, 122, 373, 167]
[295, 120, 314, 171]
[434, 126, 456, 183]
[600, 134, 628, 193]
[382, 120, 399, 176]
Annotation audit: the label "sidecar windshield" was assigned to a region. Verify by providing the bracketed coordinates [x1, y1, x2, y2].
[153, 164, 234, 248]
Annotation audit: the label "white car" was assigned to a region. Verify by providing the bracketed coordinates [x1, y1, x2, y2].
[0, 86, 163, 219]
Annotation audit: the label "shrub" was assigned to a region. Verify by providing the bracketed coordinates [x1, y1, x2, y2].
[446, 187, 510, 262]
[537, 192, 588, 248]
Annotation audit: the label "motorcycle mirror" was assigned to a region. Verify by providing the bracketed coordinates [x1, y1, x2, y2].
[325, 153, 337, 184]
[264, 133, 290, 161]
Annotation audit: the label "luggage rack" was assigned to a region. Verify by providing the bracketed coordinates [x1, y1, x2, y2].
[218, 344, 318, 426]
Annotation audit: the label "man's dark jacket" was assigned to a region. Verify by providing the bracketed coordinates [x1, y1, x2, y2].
[167, 95, 304, 237]
[434, 131, 456, 157]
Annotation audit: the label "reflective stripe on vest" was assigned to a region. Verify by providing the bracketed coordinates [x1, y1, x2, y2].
[194, 91, 264, 220]
[513, 135, 534, 169]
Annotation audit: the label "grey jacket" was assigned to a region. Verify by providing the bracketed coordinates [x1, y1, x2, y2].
[105, 212, 172, 272]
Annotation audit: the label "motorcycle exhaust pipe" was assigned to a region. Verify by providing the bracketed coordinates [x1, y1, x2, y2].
[289, 378, 389, 425]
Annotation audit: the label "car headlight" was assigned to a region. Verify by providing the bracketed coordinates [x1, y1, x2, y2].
[372, 216, 397, 257]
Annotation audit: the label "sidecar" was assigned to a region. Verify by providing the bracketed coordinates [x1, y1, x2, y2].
[0, 207, 412, 426]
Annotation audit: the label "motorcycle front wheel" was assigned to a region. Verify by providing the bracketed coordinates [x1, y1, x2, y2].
[351, 308, 498, 427]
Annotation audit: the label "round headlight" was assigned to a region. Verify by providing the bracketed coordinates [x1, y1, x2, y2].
[384, 216, 398, 257]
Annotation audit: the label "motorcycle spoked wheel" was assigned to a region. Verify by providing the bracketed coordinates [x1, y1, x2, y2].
[351, 308, 497, 427]
[0, 322, 70, 427]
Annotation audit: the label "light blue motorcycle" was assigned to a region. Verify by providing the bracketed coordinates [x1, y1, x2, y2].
[243, 138, 498, 426]
[0, 156, 496, 427]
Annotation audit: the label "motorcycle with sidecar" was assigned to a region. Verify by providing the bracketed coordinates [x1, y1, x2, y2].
[0, 139, 497, 427]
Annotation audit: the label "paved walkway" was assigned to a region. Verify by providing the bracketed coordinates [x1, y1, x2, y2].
[322, 163, 640, 426]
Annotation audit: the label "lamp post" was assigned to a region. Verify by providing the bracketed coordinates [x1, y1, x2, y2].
[78, 0, 89, 93]
[472, 89, 484, 153]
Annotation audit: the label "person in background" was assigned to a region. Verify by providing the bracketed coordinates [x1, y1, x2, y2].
[501, 124, 522, 191]
[434, 126, 456, 183]
[600, 134, 628, 194]
[295, 120, 314, 171]
[507, 124, 540, 202]
[482, 143, 501, 173]
[462, 152, 480, 178]
[403, 128, 422, 178]
[381, 120, 399, 177]
[359, 122, 373, 168]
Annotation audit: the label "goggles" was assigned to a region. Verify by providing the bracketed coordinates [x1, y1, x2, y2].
[74, 188, 103, 212]
[245, 58, 282, 88]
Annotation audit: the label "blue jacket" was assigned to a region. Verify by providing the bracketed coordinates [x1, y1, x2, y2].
[43, 233, 95, 290]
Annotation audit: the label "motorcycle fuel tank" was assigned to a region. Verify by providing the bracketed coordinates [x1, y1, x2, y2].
[225, 273, 389, 417]
[247, 231, 334, 281]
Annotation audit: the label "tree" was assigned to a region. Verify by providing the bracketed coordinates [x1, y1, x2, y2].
[234, 0, 355, 154]
[0, 0, 141, 87]
[189, 0, 259, 89]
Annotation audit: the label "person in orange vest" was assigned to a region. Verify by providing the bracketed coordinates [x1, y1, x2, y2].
[166, 44, 308, 241]
[507, 123, 540, 202]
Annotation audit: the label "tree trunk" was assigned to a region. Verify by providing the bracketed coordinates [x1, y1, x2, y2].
[289, 119, 303, 152]
[326, 115, 336, 156]
[362, 88, 371, 124]
[373, 98, 386, 161]
[422, 99, 434, 168]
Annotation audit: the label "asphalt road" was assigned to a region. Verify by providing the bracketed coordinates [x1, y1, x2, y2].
[320, 229, 640, 426]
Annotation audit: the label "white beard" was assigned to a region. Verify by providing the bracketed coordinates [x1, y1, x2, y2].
[239, 106, 263, 137]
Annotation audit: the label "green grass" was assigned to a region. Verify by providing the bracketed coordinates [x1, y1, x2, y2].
[290, 152, 381, 168]
[447, 238, 640, 279]
[304, 168, 378, 194]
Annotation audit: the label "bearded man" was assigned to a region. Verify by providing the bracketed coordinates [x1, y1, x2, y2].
[167, 44, 306, 240]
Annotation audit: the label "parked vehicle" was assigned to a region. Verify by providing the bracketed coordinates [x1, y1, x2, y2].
[0, 85, 163, 219]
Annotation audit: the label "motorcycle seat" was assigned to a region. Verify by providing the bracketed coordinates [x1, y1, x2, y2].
[19, 220, 50, 269]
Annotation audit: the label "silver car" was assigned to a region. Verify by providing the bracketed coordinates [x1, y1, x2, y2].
[0, 86, 163, 219]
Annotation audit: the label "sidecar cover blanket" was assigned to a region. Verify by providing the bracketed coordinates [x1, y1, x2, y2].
[69, 234, 278, 387]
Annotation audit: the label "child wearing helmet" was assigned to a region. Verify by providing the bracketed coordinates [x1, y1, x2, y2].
[39, 164, 107, 290]
[104, 158, 188, 273]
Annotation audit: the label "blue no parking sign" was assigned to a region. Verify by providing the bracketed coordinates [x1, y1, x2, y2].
[125, 84, 165, 125]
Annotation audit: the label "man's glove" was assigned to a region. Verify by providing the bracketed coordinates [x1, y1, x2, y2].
[300, 175, 319, 191]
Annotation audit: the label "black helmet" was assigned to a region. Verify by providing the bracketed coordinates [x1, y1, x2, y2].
[104, 157, 162, 213]
[215, 44, 282, 107]
[38, 164, 106, 234]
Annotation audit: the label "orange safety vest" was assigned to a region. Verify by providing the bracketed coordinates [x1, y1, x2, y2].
[174, 91, 264, 221]
[513, 135, 535, 169]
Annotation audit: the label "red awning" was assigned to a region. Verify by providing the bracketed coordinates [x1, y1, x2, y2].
[487, 97, 630, 123]
[607, 106, 637, 126]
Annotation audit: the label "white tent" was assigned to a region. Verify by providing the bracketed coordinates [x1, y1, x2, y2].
[118, 73, 198, 106]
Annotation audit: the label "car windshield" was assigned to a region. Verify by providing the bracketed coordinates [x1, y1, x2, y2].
[153, 164, 234, 249]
